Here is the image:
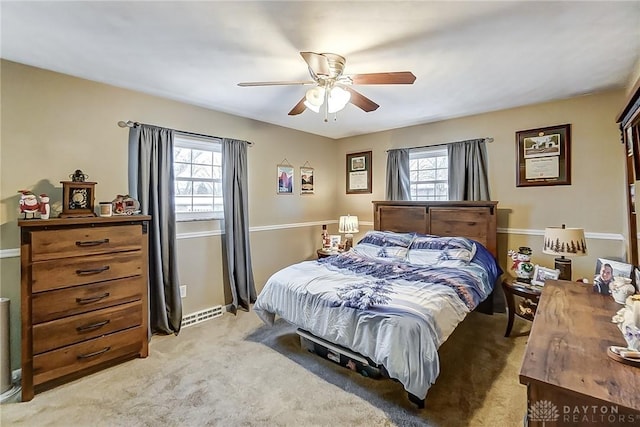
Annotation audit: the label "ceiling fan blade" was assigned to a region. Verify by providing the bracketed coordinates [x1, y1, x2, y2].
[300, 52, 330, 76]
[288, 97, 307, 116]
[342, 86, 379, 112]
[349, 72, 416, 85]
[238, 80, 315, 87]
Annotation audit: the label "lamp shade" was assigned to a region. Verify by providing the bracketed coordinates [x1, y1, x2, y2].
[338, 215, 359, 234]
[542, 226, 587, 257]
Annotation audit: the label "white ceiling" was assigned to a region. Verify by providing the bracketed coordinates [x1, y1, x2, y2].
[2, 1, 639, 139]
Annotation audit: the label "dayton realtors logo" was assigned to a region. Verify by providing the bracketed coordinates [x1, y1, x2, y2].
[529, 400, 640, 425]
[528, 400, 559, 426]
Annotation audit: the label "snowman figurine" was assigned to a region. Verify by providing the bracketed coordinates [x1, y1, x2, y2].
[508, 246, 535, 282]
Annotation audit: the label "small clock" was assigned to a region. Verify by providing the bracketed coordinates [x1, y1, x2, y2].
[60, 181, 97, 217]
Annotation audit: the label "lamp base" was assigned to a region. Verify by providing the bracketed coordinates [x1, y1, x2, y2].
[555, 257, 572, 281]
[344, 234, 354, 251]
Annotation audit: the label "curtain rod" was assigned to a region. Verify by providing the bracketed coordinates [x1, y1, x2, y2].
[117, 120, 254, 145]
[386, 137, 493, 152]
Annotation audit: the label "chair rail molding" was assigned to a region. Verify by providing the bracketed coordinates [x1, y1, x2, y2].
[0, 227, 624, 258]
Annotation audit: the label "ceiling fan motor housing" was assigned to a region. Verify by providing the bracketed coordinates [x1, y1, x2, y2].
[318, 53, 346, 78]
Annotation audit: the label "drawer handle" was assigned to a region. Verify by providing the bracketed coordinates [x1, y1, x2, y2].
[76, 293, 110, 304]
[77, 346, 111, 360]
[76, 238, 110, 247]
[76, 266, 110, 275]
[76, 319, 110, 332]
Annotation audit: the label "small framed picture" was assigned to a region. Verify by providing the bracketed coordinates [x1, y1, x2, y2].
[300, 167, 314, 195]
[531, 265, 560, 287]
[329, 235, 341, 250]
[277, 164, 294, 194]
[593, 258, 633, 295]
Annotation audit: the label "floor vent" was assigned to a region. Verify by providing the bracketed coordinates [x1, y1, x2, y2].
[182, 305, 223, 328]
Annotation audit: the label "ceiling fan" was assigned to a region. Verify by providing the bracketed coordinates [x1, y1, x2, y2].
[238, 52, 416, 121]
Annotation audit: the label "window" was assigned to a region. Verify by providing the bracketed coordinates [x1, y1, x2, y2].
[409, 147, 448, 200]
[173, 133, 223, 221]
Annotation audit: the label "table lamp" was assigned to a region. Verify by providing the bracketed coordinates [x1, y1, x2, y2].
[338, 215, 359, 250]
[542, 224, 587, 281]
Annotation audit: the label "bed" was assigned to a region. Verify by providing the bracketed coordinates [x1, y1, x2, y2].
[254, 201, 501, 407]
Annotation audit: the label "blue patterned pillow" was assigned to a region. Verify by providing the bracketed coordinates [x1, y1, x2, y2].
[352, 230, 415, 260]
[405, 235, 477, 265]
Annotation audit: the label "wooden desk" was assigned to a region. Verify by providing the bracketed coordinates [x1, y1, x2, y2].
[519, 280, 640, 426]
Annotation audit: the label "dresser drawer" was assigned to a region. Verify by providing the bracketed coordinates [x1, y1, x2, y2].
[32, 276, 143, 323]
[33, 301, 142, 354]
[32, 251, 143, 293]
[30, 225, 142, 262]
[33, 326, 144, 387]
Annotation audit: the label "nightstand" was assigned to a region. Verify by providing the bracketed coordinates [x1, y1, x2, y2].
[501, 275, 542, 337]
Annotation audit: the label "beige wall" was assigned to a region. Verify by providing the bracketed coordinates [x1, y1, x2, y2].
[0, 59, 631, 372]
[334, 91, 628, 278]
[0, 60, 338, 370]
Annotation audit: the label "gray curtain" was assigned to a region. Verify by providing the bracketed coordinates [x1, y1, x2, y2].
[385, 148, 411, 200]
[447, 139, 491, 201]
[128, 125, 182, 335]
[222, 138, 256, 313]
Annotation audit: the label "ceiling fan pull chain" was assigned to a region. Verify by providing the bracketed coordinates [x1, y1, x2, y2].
[324, 84, 329, 122]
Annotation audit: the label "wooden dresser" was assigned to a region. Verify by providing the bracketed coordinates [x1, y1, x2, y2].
[520, 280, 640, 426]
[19, 216, 151, 401]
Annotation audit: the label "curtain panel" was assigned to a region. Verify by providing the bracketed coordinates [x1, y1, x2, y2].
[448, 139, 491, 201]
[385, 148, 411, 200]
[222, 138, 256, 312]
[128, 125, 182, 335]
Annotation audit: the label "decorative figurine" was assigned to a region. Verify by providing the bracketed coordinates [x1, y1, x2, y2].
[18, 190, 40, 219]
[610, 276, 635, 304]
[39, 194, 50, 219]
[611, 295, 640, 351]
[508, 246, 535, 282]
[112, 194, 140, 215]
[70, 169, 89, 182]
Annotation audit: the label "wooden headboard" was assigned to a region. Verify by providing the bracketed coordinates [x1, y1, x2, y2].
[372, 201, 498, 257]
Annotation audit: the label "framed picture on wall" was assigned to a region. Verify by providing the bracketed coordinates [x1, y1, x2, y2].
[516, 124, 571, 187]
[346, 151, 372, 194]
[300, 167, 314, 194]
[277, 164, 294, 194]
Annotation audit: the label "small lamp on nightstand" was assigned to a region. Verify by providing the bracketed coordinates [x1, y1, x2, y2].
[542, 224, 588, 281]
[338, 215, 359, 251]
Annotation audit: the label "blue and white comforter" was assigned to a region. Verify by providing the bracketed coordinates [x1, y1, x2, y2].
[254, 242, 499, 400]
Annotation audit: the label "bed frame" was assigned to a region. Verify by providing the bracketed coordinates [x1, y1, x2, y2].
[300, 200, 500, 408]
[373, 200, 498, 316]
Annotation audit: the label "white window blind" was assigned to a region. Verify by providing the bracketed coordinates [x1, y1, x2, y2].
[409, 147, 448, 201]
[173, 133, 223, 221]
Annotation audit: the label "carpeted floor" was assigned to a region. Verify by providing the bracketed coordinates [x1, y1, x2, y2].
[0, 310, 531, 426]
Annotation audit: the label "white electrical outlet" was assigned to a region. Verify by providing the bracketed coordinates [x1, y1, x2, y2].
[180, 285, 187, 298]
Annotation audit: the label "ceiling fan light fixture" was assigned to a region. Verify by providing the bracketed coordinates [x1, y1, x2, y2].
[305, 87, 325, 106]
[327, 86, 351, 113]
[303, 99, 321, 113]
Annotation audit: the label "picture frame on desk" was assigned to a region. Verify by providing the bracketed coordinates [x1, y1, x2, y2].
[593, 258, 633, 295]
[329, 235, 341, 250]
[531, 265, 560, 287]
